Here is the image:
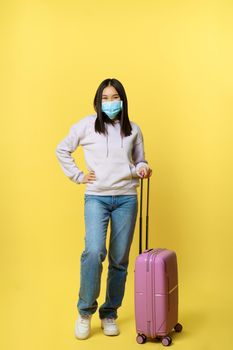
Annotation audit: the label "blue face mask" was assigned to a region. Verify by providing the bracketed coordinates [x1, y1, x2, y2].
[101, 100, 123, 119]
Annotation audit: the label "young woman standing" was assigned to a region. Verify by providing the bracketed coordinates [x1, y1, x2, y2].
[55, 78, 152, 339]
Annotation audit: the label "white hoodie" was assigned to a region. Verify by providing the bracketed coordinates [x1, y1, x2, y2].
[55, 114, 149, 195]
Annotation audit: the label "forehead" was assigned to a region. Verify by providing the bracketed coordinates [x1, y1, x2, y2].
[102, 85, 119, 96]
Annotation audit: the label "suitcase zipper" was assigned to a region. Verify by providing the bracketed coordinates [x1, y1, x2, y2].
[146, 251, 154, 337]
[146, 249, 164, 272]
[145, 249, 165, 338]
[148, 249, 166, 338]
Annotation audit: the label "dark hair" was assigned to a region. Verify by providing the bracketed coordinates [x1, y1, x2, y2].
[93, 78, 132, 137]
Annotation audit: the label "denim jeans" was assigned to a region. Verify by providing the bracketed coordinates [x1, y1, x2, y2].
[77, 194, 138, 319]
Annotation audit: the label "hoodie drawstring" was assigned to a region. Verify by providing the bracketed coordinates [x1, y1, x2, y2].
[106, 134, 109, 157]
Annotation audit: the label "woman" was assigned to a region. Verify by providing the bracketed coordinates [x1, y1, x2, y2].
[55, 78, 152, 340]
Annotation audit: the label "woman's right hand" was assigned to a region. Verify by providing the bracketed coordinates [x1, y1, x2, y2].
[82, 170, 96, 184]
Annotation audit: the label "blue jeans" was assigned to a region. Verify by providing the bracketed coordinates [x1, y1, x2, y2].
[77, 194, 138, 319]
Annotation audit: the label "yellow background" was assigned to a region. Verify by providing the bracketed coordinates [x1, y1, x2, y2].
[1, 1, 233, 349]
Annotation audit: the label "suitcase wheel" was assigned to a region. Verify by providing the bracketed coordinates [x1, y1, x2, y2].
[136, 334, 147, 344]
[174, 323, 183, 333]
[162, 336, 172, 346]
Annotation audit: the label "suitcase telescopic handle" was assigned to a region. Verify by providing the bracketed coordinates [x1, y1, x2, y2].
[139, 177, 150, 254]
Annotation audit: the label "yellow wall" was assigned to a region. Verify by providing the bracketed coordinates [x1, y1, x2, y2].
[1, 1, 233, 349]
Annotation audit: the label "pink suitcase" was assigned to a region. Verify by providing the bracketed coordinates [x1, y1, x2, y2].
[134, 178, 182, 346]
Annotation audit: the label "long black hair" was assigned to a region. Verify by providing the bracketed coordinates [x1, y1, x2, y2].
[93, 78, 132, 137]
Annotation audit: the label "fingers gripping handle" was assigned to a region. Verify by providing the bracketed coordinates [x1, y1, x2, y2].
[139, 177, 150, 254]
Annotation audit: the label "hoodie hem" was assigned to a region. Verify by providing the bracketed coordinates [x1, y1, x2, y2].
[85, 187, 138, 196]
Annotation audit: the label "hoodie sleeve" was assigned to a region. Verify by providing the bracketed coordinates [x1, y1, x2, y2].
[55, 122, 85, 184]
[132, 125, 149, 172]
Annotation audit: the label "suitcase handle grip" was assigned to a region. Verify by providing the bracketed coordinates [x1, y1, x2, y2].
[139, 177, 150, 254]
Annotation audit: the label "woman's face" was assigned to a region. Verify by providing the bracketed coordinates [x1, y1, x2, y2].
[102, 85, 121, 102]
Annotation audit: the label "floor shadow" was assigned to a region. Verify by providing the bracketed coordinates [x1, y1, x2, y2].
[169, 309, 207, 344]
[89, 314, 135, 337]
[134, 309, 206, 345]
[90, 325, 103, 336]
[87, 310, 205, 342]
[176, 308, 207, 336]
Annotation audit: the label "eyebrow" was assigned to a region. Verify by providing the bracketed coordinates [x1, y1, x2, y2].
[102, 93, 119, 97]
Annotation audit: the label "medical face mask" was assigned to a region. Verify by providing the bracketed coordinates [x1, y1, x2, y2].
[101, 100, 123, 119]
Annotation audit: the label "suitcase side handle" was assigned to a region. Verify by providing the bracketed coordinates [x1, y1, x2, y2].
[139, 177, 150, 254]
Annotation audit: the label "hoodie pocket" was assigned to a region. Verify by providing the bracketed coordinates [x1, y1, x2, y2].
[92, 159, 132, 190]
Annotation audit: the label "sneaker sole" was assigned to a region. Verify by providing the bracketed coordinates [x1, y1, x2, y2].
[101, 326, 119, 336]
[75, 332, 90, 340]
[103, 331, 120, 336]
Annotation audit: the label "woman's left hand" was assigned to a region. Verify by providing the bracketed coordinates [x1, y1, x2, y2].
[137, 166, 152, 178]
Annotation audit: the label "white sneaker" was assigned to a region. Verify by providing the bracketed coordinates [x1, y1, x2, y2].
[101, 318, 120, 336]
[75, 314, 92, 340]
